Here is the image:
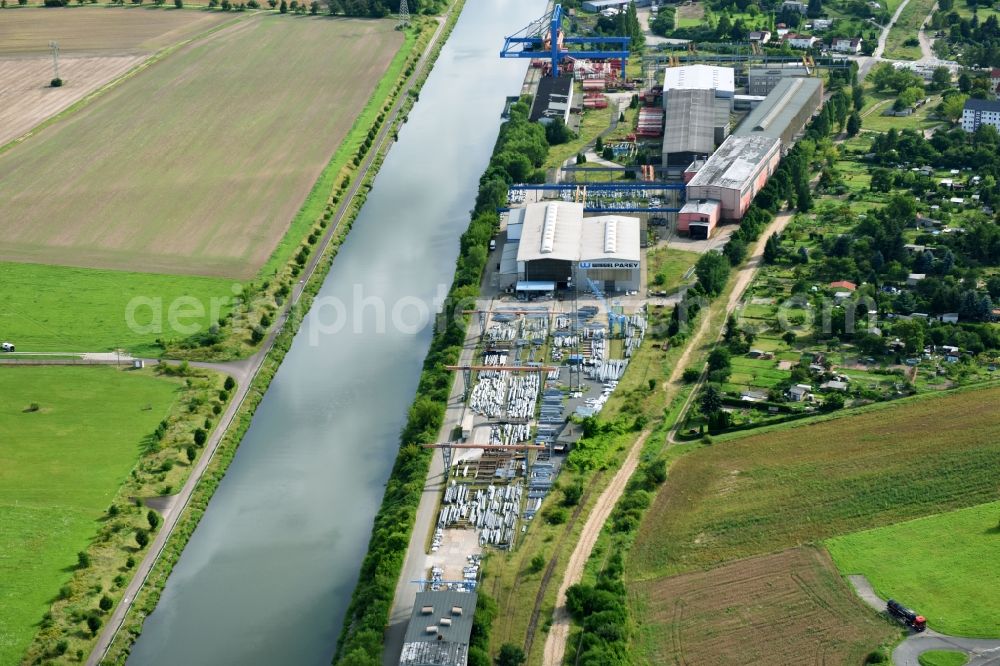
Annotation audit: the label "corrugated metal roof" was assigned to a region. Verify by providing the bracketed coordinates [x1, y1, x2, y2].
[662, 89, 721, 156]
[401, 591, 477, 655]
[686, 134, 780, 191]
[733, 76, 822, 141]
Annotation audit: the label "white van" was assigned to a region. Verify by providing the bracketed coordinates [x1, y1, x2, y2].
[1, 342, 14, 352]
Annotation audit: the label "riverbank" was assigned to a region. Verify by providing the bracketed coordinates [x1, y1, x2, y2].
[93, 9, 461, 664]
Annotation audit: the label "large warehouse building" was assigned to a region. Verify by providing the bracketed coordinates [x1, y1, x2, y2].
[511, 202, 641, 293]
[661, 65, 735, 170]
[733, 76, 823, 147]
[399, 591, 476, 666]
[683, 134, 781, 222]
[676, 74, 823, 231]
[662, 88, 730, 167]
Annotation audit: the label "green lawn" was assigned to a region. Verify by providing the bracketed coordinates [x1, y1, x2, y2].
[0, 366, 179, 665]
[919, 651, 969, 666]
[0, 262, 236, 354]
[647, 248, 700, 292]
[827, 501, 1000, 638]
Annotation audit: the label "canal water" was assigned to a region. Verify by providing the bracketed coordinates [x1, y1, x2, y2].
[126, 2, 538, 664]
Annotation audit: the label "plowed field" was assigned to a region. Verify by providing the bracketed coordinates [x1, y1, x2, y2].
[630, 548, 896, 665]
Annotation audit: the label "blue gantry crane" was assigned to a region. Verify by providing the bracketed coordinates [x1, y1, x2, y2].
[586, 278, 627, 337]
[500, 3, 631, 77]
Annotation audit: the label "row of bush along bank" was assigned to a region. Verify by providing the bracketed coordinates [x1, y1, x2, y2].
[97, 7, 464, 664]
[331, 98, 564, 664]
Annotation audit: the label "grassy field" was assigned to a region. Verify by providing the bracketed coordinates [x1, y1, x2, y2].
[629, 386, 1000, 580]
[0, 15, 402, 279]
[647, 248, 700, 293]
[0, 262, 236, 353]
[827, 501, 1000, 637]
[919, 651, 969, 666]
[629, 547, 897, 665]
[0, 366, 179, 665]
[0, 7, 231, 55]
[884, 0, 936, 59]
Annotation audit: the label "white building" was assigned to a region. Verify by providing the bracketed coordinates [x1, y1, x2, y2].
[962, 98, 1000, 133]
[831, 37, 862, 54]
[662, 64, 735, 99]
[784, 33, 819, 49]
[512, 202, 642, 293]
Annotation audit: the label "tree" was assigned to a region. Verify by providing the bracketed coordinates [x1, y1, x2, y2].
[782, 331, 797, 346]
[78, 551, 90, 569]
[496, 644, 526, 666]
[528, 554, 546, 574]
[186, 445, 197, 463]
[723, 237, 747, 265]
[846, 112, 861, 137]
[135, 529, 149, 549]
[147, 510, 160, 530]
[707, 347, 731, 372]
[86, 615, 102, 637]
[595, 135, 603, 152]
[700, 385, 723, 415]
[544, 117, 574, 145]
[279, 0, 287, 11]
[174, 0, 182, 7]
[194, 428, 207, 446]
[940, 93, 968, 122]
[695, 251, 730, 296]
[931, 66, 952, 90]
[807, 0, 822, 17]
[99, 595, 113, 612]
[602, 146, 615, 161]
[763, 233, 781, 264]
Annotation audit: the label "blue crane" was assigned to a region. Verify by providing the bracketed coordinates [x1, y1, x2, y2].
[586, 278, 628, 337]
[500, 3, 630, 77]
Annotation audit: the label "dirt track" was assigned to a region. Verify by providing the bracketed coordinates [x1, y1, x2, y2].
[542, 209, 796, 665]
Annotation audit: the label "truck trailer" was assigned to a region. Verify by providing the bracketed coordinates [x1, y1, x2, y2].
[887, 599, 926, 631]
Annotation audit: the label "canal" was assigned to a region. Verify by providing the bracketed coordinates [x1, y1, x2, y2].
[126, 1, 538, 664]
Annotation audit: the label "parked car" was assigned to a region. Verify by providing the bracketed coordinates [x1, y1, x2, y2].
[1, 342, 15, 352]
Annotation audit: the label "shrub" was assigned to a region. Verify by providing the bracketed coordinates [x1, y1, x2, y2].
[193, 428, 207, 446]
[99, 595, 113, 612]
[543, 506, 568, 525]
[682, 368, 701, 383]
[174, 0, 183, 7]
[77, 551, 90, 569]
[528, 554, 546, 574]
[224, 376, 236, 391]
[135, 529, 149, 549]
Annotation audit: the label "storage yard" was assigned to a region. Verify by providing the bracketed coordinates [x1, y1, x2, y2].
[416, 298, 649, 592]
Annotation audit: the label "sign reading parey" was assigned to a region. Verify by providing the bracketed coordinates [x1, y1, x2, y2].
[579, 261, 639, 269]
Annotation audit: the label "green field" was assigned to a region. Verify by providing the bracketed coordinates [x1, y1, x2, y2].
[0, 15, 402, 279]
[0, 262, 236, 354]
[919, 651, 969, 666]
[0, 366, 179, 665]
[647, 248, 700, 292]
[629, 386, 1000, 579]
[827, 501, 1000, 637]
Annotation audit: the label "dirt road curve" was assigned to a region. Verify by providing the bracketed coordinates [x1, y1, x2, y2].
[848, 576, 1000, 666]
[542, 209, 797, 665]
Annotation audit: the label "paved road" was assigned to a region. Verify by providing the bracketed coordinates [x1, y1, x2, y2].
[848, 575, 1000, 666]
[89, 10, 453, 664]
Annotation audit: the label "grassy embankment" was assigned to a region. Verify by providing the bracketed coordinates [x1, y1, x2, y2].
[827, 501, 1000, 637]
[646, 247, 699, 293]
[1, 365, 230, 665]
[98, 6, 464, 665]
[884, 0, 937, 60]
